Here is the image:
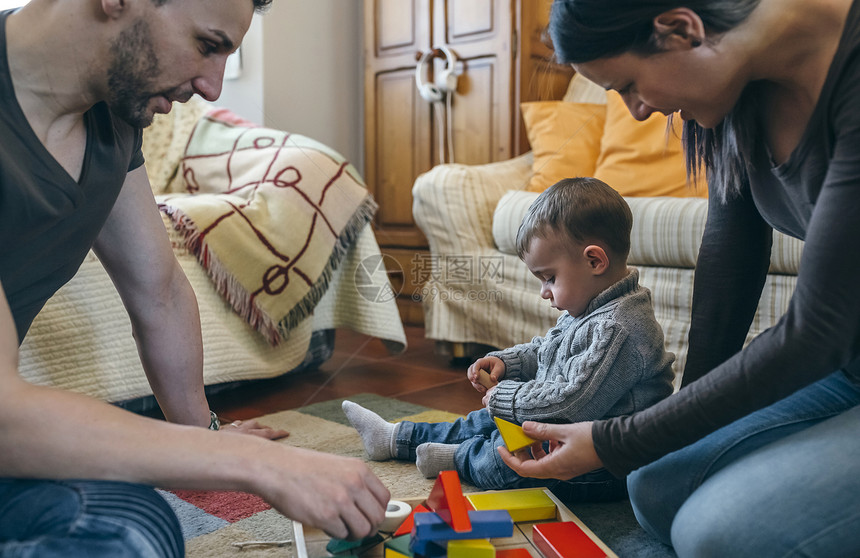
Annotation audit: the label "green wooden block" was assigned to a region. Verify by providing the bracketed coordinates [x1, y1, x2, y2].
[325, 533, 384, 555]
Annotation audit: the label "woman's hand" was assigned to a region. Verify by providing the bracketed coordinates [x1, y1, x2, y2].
[497, 421, 602, 480]
[467, 357, 505, 393]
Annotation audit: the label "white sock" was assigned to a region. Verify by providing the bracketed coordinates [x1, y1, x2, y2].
[415, 443, 459, 478]
[342, 400, 399, 461]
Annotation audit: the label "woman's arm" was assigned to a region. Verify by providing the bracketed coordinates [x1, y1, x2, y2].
[594, 141, 860, 477]
[682, 179, 773, 386]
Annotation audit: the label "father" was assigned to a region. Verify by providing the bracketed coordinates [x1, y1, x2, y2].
[0, 0, 388, 555]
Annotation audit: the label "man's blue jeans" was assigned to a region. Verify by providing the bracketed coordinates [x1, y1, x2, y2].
[0, 479, 183, 557]
[628, 370, 860, 557]
[396, 409, 626, 502]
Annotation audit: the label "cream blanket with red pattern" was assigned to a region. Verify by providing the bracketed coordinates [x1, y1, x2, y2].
[159, 110, 377, 345]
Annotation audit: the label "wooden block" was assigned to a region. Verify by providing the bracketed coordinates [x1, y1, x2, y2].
[477, 369, 498, 389]
[466, 488, 557, 522]
[496, 549, 534, 558]
[532, 521, 607, 558]
[448, 538, 496, 557]
[325, 533, 384, 555]
[410, 510, 513, 555]
[393, 504, 430, 537]
[426, 470, 472, 532]
[493, 417, 539, 453]
[384, 534, 413, 558]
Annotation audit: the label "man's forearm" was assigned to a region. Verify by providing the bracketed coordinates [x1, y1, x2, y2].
[132, 264, 209, 426]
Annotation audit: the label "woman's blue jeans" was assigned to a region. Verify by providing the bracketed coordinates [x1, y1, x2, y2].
[0, 479, 183, 557]
[396, 409, 627, 502]
[628, 370, 860, 557]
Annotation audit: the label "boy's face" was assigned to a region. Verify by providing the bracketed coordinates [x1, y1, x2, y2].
[106, 0, 254, 127]
[523, 235, 600, 318]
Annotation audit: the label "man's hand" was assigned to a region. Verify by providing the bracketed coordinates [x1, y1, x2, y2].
[256, 447, 390, 540]
[497, 421, 602, 480]
[220, 418, 289, 440]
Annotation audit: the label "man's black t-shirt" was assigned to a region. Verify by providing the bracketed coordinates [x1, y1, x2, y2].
[0, 9, 144, 342]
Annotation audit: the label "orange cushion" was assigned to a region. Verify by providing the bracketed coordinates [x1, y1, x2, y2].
[593, 92, 706, 197]
[521, 101, 606, 193]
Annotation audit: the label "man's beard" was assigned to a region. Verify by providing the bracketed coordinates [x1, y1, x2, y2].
[106, 19, 163, 128]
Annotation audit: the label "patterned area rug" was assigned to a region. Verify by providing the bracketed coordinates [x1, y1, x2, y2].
[162, 394, 676, 557]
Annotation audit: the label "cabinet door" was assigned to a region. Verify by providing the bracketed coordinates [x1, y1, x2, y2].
[433, 0, 515, 164]
[364, 0, 433, 248]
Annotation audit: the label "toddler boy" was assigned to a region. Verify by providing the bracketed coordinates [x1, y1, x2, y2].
[344, 177, 674, 501]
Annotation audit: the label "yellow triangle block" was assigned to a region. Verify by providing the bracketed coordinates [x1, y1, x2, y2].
[448, 539, 496, 558]
[467, 488, 557, 522]
[493, 416, 538, 453]
[385, 550, 411, 558]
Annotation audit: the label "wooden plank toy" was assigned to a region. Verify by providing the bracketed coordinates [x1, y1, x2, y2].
[466, 488, 557, 522]
[493, 417, 539, 453]
[447, 538, 496, 557]
[426, 470, 472, 532]
[533, 521, 607, 558]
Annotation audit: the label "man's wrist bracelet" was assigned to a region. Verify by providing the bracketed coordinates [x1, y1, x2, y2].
[209, 410, 221, 431]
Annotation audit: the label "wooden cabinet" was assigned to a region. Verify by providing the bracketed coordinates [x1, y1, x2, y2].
[363, 0, 573, 325]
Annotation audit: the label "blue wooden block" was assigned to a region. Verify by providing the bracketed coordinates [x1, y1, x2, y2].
[413, 540, 446, 557]
[409, 509, 513, 555]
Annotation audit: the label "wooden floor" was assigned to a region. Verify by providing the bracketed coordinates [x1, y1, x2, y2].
[209, 326, 482, 423]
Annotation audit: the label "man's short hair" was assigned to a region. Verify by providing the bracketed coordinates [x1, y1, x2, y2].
[516, 177, 633, 260]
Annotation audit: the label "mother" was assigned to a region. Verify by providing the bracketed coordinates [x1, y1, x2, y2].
[499, 1, 860, 555]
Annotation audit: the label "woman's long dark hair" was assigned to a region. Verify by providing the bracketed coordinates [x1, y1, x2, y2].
[549, 0, 761, 201]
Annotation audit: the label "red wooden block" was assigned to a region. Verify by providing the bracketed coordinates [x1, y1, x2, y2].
[393, 504, 431, 537]
[496, 549, 533, 558]
[533, 521, 607, 558]
[425, 471, 472, 532]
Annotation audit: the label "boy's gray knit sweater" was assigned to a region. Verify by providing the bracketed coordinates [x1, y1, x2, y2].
[487, 268, 675, 424]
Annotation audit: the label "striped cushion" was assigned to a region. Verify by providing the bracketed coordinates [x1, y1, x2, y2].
[492, 191, 803, 273]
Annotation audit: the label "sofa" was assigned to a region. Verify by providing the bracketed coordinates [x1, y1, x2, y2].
[18, 99, 406, 408]
[412, 74, 803, 389]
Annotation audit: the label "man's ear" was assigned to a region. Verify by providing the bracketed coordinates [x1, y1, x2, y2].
[101, 0, 129, 20]
[652, 8, 706, 50]
[583, 245, 609, 275]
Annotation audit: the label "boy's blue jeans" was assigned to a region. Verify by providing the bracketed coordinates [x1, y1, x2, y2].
[0, 479, 183, 558]
[628, 370, 860, 557]
[395, 408, 626, 502]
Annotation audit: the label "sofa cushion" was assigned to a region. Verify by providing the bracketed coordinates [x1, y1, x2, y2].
[562, 72, 608, 104]
[493, 191, 707, 267]
[521, 101, 606, 193]
[593, 92, 707, 198]
[493, 191, 804, 273]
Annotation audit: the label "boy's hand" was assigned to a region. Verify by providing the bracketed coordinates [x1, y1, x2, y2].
[467, 357, 505, 393]
[481, 385, 497, 407]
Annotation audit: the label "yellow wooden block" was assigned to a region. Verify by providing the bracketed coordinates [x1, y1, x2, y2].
[385, 551, 410, 558]
[467, 489, 557, 522]
[447, 538, 496, 558]
[493, 416, 538, 453]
